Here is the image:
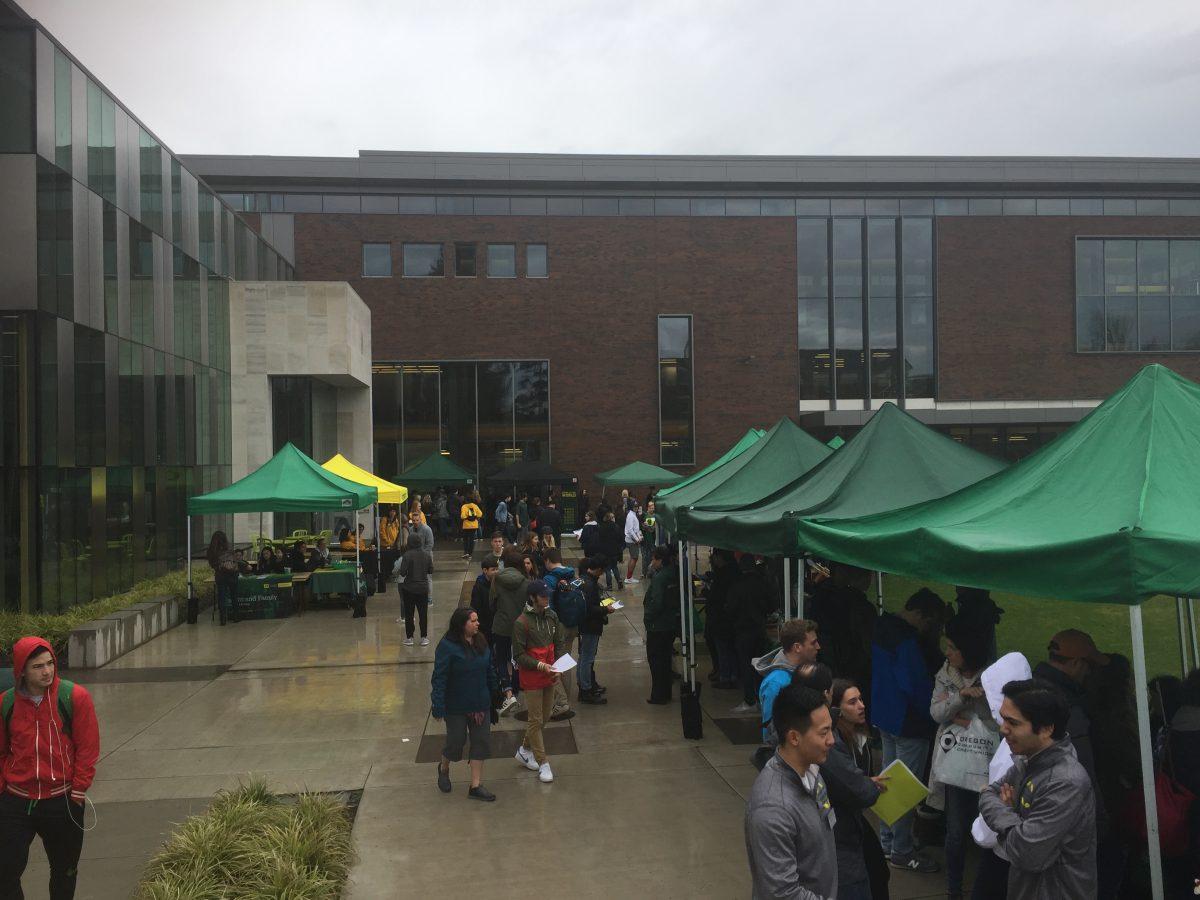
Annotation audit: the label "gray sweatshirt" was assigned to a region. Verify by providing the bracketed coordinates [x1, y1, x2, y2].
[744, 753, 838, 900]
[398, 547, 433, 595]
[978, 738, 1097, 900]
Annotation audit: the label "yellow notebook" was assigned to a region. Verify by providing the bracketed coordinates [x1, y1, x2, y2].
[869, 759, 929, 827]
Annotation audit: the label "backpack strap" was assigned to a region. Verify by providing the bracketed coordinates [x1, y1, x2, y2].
[1, 689, 12, 731]
[0, 682, 71, 735]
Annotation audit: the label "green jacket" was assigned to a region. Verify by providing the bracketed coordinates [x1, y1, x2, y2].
[512, 603, 564, 671]
[643, 562, 681, 633]
[490, 567, 528, 639]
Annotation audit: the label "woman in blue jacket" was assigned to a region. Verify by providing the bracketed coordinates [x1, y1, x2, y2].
[431, 606, 500, 801]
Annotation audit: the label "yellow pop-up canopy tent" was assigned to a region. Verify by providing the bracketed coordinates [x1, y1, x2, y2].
[322, 454, 409, 504]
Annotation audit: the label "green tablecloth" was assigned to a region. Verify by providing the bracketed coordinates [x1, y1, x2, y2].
[307, 567, 359, 595]
[235, 575, 295, 619]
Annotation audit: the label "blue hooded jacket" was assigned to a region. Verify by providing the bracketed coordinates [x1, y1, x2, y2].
[870, 612, 936, 738]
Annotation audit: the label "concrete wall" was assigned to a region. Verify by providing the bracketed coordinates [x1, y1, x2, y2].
[228, 280, 373, 542]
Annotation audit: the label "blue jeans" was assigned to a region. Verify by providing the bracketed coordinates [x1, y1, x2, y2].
[945, 784, 979, 894]
[604, 564, 622, 589]
[578, 633, 600, 691]
[879, 732, 930, 859]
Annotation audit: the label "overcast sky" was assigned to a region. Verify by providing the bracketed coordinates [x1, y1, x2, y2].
[23, 0, 1200, 159]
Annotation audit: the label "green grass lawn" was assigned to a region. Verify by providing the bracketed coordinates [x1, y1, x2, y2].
[876, 573, 1190, 681]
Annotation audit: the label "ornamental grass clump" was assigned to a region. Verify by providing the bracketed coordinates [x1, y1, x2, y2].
[137, 780, 355, 899]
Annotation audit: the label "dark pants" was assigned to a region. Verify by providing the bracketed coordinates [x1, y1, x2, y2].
[401, 589, 428, 638]
[736, 631, 765, 705]
[462, 529, 476, 556]
[970, 848, 1010, 900]
[215, 577, 237, 621]
[492, 634, 514, 693]
[944, 784, 978, 895]
[604, 562, 623, 589]
[0, 793, 85, 900]
[1096, 828, 1128, 900]
[646, 630, 675, 702]
[378, 550, 399, 592]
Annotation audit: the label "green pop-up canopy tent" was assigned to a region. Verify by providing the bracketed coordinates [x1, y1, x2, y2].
[683, 403, 1006, 558]
[398, 452, 475, 491]
[796, 365, 1200, 898]
[655, 428, 765, 533]
[595, 460, 683, 488]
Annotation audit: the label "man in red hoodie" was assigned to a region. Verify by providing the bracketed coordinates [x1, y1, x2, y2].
[0, 636, 100, 899]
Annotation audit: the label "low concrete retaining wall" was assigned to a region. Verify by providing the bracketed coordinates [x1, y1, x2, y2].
[67, 592, 210, 669]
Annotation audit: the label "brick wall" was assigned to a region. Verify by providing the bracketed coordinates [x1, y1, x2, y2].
[937, 216, 1200, 401]
[293, 214, 801, 492]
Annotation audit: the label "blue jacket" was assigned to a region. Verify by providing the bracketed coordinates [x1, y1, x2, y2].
[430, 637, 499, 718]
[870, 612, 936, 738]
[754, 647, 797, 743]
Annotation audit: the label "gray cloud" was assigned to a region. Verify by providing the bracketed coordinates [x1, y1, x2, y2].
[23, 0, 1200, 158]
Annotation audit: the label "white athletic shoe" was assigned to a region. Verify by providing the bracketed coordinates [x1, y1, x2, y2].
[515, 746, 539, 771]
[499, 695, 520, 716]
[625, 578, 640, 584]
[538, 762, 554, 783]
[403, 638, 414, 647]
[732, 701, 757, 713]
[420, 637, 430, 646]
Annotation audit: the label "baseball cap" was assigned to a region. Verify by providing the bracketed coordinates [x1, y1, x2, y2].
[527, 581, 551, 598]
[1048, 629, 1110, 666]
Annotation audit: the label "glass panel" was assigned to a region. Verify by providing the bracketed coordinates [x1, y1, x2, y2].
[362, 243, 391, 277]
[796, 219, 828, 298]
[658, 317, 694, 465]
[1075, 240, 1103, 296]
[1077, 295, 1105, 352]
[582, 197, 618, 216]
[934, 198, 968, 216]
[653, 198, 689, 216]
[403, 243, 443, 277]
[1105, 296, 1138, 351]
[102, 201, 117, 332]
[402, 367, 440, 469]
[968, 198, 1002, 215]
[831, 199, 865, 216]
[477, 362, 514, 478]
[1069, 198, 1103, 215]
[486, 244, 515, 278]
[1003, 198, 1036, 215]
[74, 325, 106, 465]
[1138, 241, 1169, 294]
[1171, 242, 1200, 295]
[899, 199, 934, 216]
[439, 362, 477, 477]
[761, 198, 796, 216]
[513, 361, 549, 462]
[547, 197, 582, 216]
[798, 297, 830, 401]
[725, 198, 760, 216]
[361, 195, 398, 214]
[691, 198, 725, 216]
[1104, 241, 1137, 295]
[270, 376, 312, 455]
[903, 298, 934, 398]
[831, 219, 862, 298]
[322, 194, 360, 213]
[1139, 296, 1170, 351]
[371, 368, 400, 479]
[526, 244, 547, 278]
[455, 243, 476, 277]
[1036, 199, 1070, 215]
[866, 199, 898, 216]
[138, 128, 162, 233]
[473, 197, 509, 215]
[834, 300, 864, 401]
[1170, 199, 1200, 216]
[1172, 296, 1200, 350]
[1103, 198, 1136, 216]
[129, 221, 153, 344]
[283, 194, 322, 213]
[53, 49, 71, 171]
[619, 197, 653, 216]
[868, 219, 896, 298]
[795, 199, 830, 216]
[0, 30, 34, 153]
[436, 196, 473, 215]
[397, 196, 435, 214]
[902, 218, 934, 298]
[511, 197, 547, 215]
[1136, 199, 1169, 216]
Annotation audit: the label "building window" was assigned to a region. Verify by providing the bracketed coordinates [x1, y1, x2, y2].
[403, 243, 444, 277]
[658, 315, 694, 465]
[362, 243, 391, 277]
[1076, 238, 1200, 352]
[526, 244, 548, 278]
[487, 244, 516, 278]
[455, 243, 476, 277]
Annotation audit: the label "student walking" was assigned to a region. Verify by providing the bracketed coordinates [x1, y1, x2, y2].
[399, 539, 434, 646]
[623, 503, 643, 585]
[0, 637, 100, 900]
[512, 582, 565, 783]
[459, 493, 483, 558]
[431, 608, 499, 802]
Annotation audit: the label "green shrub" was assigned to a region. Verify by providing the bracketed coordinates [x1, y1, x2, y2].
[137, 780, 355, 900]
[0, 569, 213, 665]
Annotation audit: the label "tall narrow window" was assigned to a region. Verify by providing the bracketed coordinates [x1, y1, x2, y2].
[526, 244, 548, 278]
[487, 244, 516, 278]
[403, 243, 444, 277]
[797, 218, 830, 400]
[455, 243, 476, 277]
[658, 315, 694, 465]
[362, 243, 391, 277]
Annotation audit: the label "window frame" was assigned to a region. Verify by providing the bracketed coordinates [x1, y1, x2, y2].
[486, 243, 517, 279]
[361, 242, 392, 278]
[657, 313, 695, 466]
[402, 242, 445, 278]
[454, 242, 477, 278]
[525, 243, 548, 279]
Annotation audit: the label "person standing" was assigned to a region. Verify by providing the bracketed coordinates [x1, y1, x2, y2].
[578, 511, 600, 560]
[640, 501, 658, 579]
[730, 555, 773, 713]
[495, 494, 513, 542]
[512, 582, 565, 784]
[744, 684, 838, 900]
[755, 619, 821, 745]
[809, 564, 876, 705]
[398, 537, 434, 646]
[537, 498, 562, 539]
[598, 511, 625, 590]
[577, 557, 614, 704]
[825, 679, 890, 900]
[871, 587, 946, 874]
[978, 678, 1097, 899]
[459, 493, 483, 559]
[643, 546, 680, 705]
[205, 530, 239, 626]
[930, 617, 996, 900]
[489, 548, 529, 715]
[544, 549, 584, 706]
[379, 507, 403, 593]
[431, 608, 499, 802]
[623, 503, 643, 585]
[414, 518, 435, 606]
[703, 549, 740, 689]
[433, 489, 450, 539]
[0, 637, 100, 900]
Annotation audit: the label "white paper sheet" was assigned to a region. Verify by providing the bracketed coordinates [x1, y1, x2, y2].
[550, 654, 577, 673]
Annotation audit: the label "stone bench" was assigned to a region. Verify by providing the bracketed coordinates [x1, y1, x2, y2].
[67, 591, 209, 669]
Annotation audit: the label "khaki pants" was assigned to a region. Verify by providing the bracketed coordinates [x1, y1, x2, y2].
[554, 626, 579, 707]
[522, 685, 557, 765]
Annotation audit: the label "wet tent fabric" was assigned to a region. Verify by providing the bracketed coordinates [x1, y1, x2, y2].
[398, 453, 475, 490]
[187, 443, 378, 514]
[595, 460, 683, 487]
[796, 365, 1200, 604]
[671, 418, 831, 545]
[682, 403, 1006, 556]
[655, 428, 766, 533]
[322, 454, 409, 504]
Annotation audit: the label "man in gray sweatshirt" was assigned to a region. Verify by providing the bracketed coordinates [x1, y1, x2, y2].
[978, 678, 1097, 900]
[744, 683, 838, 900]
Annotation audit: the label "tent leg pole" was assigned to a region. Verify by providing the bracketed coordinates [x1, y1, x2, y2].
[876, 571, 884, 616]
[1189, 597, 1199, 675]
[783, 560, 791, 621]
[1131, 604, 1165, 900]
[186, 516, 193, 605]
[798, 558, 806, 619]
[687, 551, 696, 692]
[677, 539, 688, 691]
[1178, 597, 1190, 678]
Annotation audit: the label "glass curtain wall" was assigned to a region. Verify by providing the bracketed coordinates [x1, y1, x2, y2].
[658, 316, 695, 465]
[372, 361, 550, 484]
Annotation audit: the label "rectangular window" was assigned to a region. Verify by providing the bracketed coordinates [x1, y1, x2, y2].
[1077, 238, 1200, 352]
[526, 244, 548, 278]
[361, 242, 391, 277]
[403, 243, 444, 277]
[455, 243, 476, 277]
[487, 244, 516, 278]
[797, 218, 830, 401]
[53, 49, 71, 172]
[658, 315, 694, 466]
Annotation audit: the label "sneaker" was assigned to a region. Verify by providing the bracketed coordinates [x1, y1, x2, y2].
[499, 695, 519, 716]
[732, 701, 758, 713]
[626, 578, 640, 584]
[579, 691, 607, 705]
[437, 765, 451, 794]
[468, 785, 496, 802]
[889, 853, 939, 874]
[515, 746, 539, 771]
[538, 762, 554, 783]
[403, 638, 414, 646]
[420, 637, 430, 646]
[550, 708, 576, 722]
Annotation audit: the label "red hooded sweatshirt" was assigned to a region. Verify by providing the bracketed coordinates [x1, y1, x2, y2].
[0, 637, 99, 803]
